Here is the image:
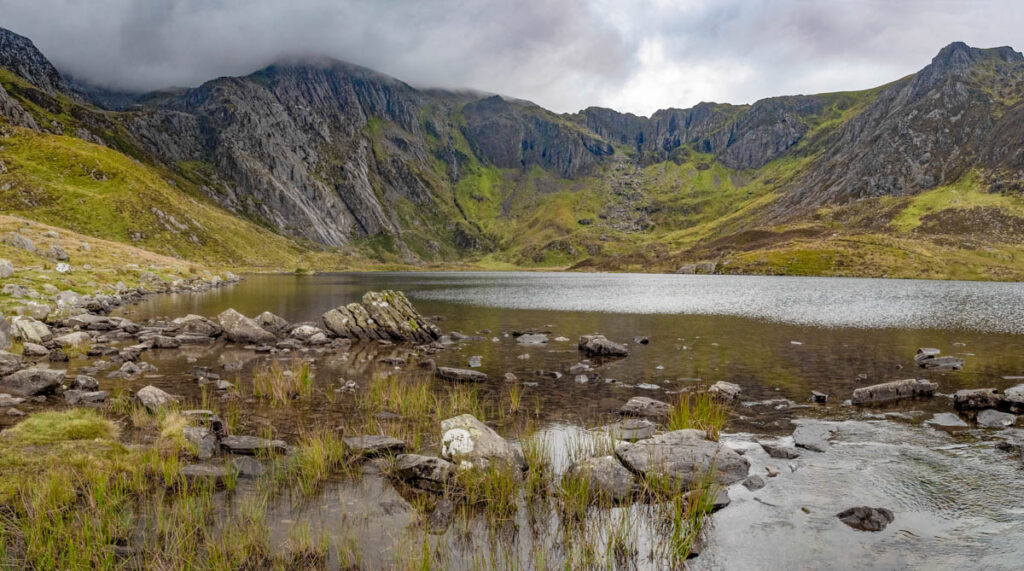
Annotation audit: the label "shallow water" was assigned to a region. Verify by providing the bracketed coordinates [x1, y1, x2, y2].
[109, 271, 1024, 569]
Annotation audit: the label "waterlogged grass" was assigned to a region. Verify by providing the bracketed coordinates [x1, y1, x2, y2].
[251, 359, 315, 405]
[668, 391, 728, 439]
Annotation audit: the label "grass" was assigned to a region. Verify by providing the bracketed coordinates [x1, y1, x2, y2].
[5, 408, 118, 444]
[667, 392, 728, 440]
[251, 359, 315, 405]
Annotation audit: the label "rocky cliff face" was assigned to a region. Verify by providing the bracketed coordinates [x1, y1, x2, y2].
[0, 28, 65, 95]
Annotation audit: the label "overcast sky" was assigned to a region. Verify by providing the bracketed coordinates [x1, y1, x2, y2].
[1, 0, 1020, 116]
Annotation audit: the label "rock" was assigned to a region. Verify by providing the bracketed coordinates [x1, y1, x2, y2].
[440, 414, 525, 470]
[321, 290, 441, 343]
[72, 375, 99, 390]
[708, 381, 741, 401]
[53, 331, 92, 349]
[220, 435, 288, 455]
[836, 506, 894, 532]
[255, 311, 289, 333]
[217, 309, 276, 344]
[0, 367, 65, 396]
[467, 355, 482, 368]
[428, 497, 456, 533]
[502, 373, 518, 383]
[7, 407, 24, 417]
[578, 334, 629, 358]
[21, 343, 48, 357]
[152, 335, 180, 349]
[11, 316, 52, 344]
[793, 422, 836, 453]
[232, 456, 264, 478]
[394, 454, 455, 493]
[926, 412, 969, 431]
[633, 336, 649, 345]
[610, 418, 656, 441]
[343, 435, 406, 458]
[614, 429, 750, 488]
[977, 409, 1016, 428]
[851, 379, 937, 405]
[0, 393, 26, 407]
[619, 396, 672, 418]
[0, 259, 13, 278]
[55, 263, 70, 274]
[810, 390, 829, 404]
[1005, 384, 1024, 414]
[765, 466, 781, 477]
[48, 348, 68, 363]
[953, 388, 1003, 411]
[66, 314, 116, 331]
[183, 426, 218, 460]
[435, 367, 488, 383]
[63, 390, 108, 405]
[2, 232, 35, 253]
[0, 313, 11, 351]
[135, 385, 175, 411]
[563, 455, 637, 502]
[46, 245, 69, 261]
[181, 464, 231, 486]
[15, 302, 49, 321]
[0, 351, 23, 376]
[917, 352, 964, 370]
[759, 442, 801, 459]
[516, 333, 548, 345]
[685, 488, 731, 512]
[173, 314, 222, 337]
[742, 475, 766, 490]
[289, 324, 323, 341]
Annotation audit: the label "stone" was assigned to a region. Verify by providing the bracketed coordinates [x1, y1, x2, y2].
[503, 373, 518, 383]
[343, 435, 406, 458]
[321, 290, 441, 343]
[614, 429, 750, 488]
[633, 336, 650, 345]
[578, 334, 629, 358]
[765, 466, 781, 477]
[926, 412, 969, 431]
[64, 390, 108, 405]
[152, 335, 180, 349]
[2, 232, 35, 253]
[611, 418, 656, 441]
[977, 409, 1016, 428]
[684, 488, 731, 512]
[467, 355, 482, 368]
[220, 435, 288, 455]
[0, 367, 65, 396]
[619, 396, 672, 418]
[742, 475, 766, 491]
[218, 309, 277, 344]
[516, 333, 548, 345]
[72, 375, 99, 390]
[851, 379, 937, 405]
[0, 350, 23, 376]
[1005, 384, 1024, 414]
[440, 414, 525, 470]
[253, 311, 289, 333]
[181, 464, 231, 486]
[793, 422, 836, 453]
[7, 407, 24, 417]
[759, 442, 801, 459]
[135, 385, 175, 411]
[232, 456, 264, 478]
[810, 391, 829, 404]
[54, 331, 92, 349]
[66, 314, 116, 331]
[394, 454, 456, 493]
[436, 367, 488, 383]
[836, 506, 894, 532]
[21, 343, 48, 357]
[953, 388, 1003, 411]
[708, 381, 742, 401]
[55, 263, 70, 274]
[0, 313, 10, 351]
[918, 356, 965, 371]
[183, 426, 218, 460]
[11, 316, 52, 344]
[47, 245, 69, 261]
[0, 393, 26, 407]
[564, 455, 637, 502]
[15, 302, 50, 321]
[173, 314, 222, 337]
[290, 324, 323, 340]
[0, 259, 13, 278]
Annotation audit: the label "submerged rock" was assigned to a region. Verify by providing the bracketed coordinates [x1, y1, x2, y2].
[344, 435, 406, 458]
[836, 506, 894, 532]
[220, 435, 289, 455]
[926, 412, 969, 431]
[394, 454, 455, 493]
[851, 379, 936, 405]
[614, 429, 749, 487]
[793, 422, 836, 453]
[440, 414, 525, 470]
[217, 309, 277, 344]
[619, 396, 672, 418]
[563, 455, 637, 502]
[435, 367, 488, 383]
[578, 334, 629, 358]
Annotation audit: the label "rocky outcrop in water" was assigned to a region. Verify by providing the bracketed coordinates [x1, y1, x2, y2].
[440, 413, 525, 470]
[322, 290, 440, 343]
[836, 506, 895, 532]
[614, 429, 749, 487]
[851, 379, 937, 405]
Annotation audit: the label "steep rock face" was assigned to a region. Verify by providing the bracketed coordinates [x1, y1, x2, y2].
[0, 83, 37, 128]
[0, 28, 65, 94]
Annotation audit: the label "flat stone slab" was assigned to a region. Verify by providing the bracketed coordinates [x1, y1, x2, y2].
[926, 412, 969, 431]
[614, 429, 749, 488]
[918, 356, 965, 371]
[181, 464, 231, 486]
[977, 409, 1017, 428]
[793, 422, 837, 453]
[220, 435, 289, 455]
[344, 435, 406, 457]
[64, 390, 108, 405]
[851, 379, 936, 405]
[435, 367, 488, 383]
[619, 396, 672, 418]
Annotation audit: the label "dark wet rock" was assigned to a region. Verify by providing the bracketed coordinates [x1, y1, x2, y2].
[742, 475, 766, 491]
[440, 414, 525, 470]
[709, 381, 741, 401]
[1, 367, 64, 396]
[611, 418, 656, 441]
[64, 390, 107, 405]
[436, 367, 488, 383]
[759, 441, 801, 459]
[619, 396, 672, 418]
[851, 379, 937, 405]
[394, 454, 455, 493]
[428, 497, 456, 533]
[516, 333, 548, 345]
[183, 425, 218, 460]
[0, 351, 23, 376]
[232, 456, 264, 478]
[578, 334, 629, 358]
[217, 309, 277, 344]
[172, 314, 222, 337]
[321, 290, 440, 343]
[810, 391, 829, 404]
[614, 429, 749, 487]
[181, 464, 231, 486]
[926, 412, 969, 431]
[220, 435, 289, 455]
[793, 422, 836, 453]
[977, 409, 1016, 428]
[564, 455, 637, 502]
[152, 335, 181, 349]
[344, 435, 406, 458]
[633, 336, 650, 345]
[919, 356, 965, 371]
[135, 385, 175, 411]
[836, 506, 894, 532]
[953, 388, 1002, 411]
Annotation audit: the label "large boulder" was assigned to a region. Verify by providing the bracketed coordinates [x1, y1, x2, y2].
[440, 414, 525, 470]
[11, 316, 52, 344]
[135, 385, 176, 411]
[173, 314, 222, 337]
[255, 311, 289, 334]
[321, 290, 440, 343]
[578, 334, 629, 358]
[1, 367, 65, 396]
[851, 379, 937, 405]
[217, 309, 276, 344]
[2, 232, 35, 253]
[563, 455, 637, 502]
[614, 429, 749, 488]
[619, 396, 672, 418]
[0, 350, 23, 376]
[394, 454, 456, 493]
[436, 367, 488, 383]
[953, 388, 1003, 411]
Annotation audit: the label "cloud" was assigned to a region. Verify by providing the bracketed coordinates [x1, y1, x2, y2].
[0, 0, 1021, 115]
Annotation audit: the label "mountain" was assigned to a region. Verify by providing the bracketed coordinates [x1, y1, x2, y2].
[2, 25, 1024, 280]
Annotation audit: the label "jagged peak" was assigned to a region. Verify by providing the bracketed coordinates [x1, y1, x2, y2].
[0, 26, 66, 94]
[930, 41, 1023, 69]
